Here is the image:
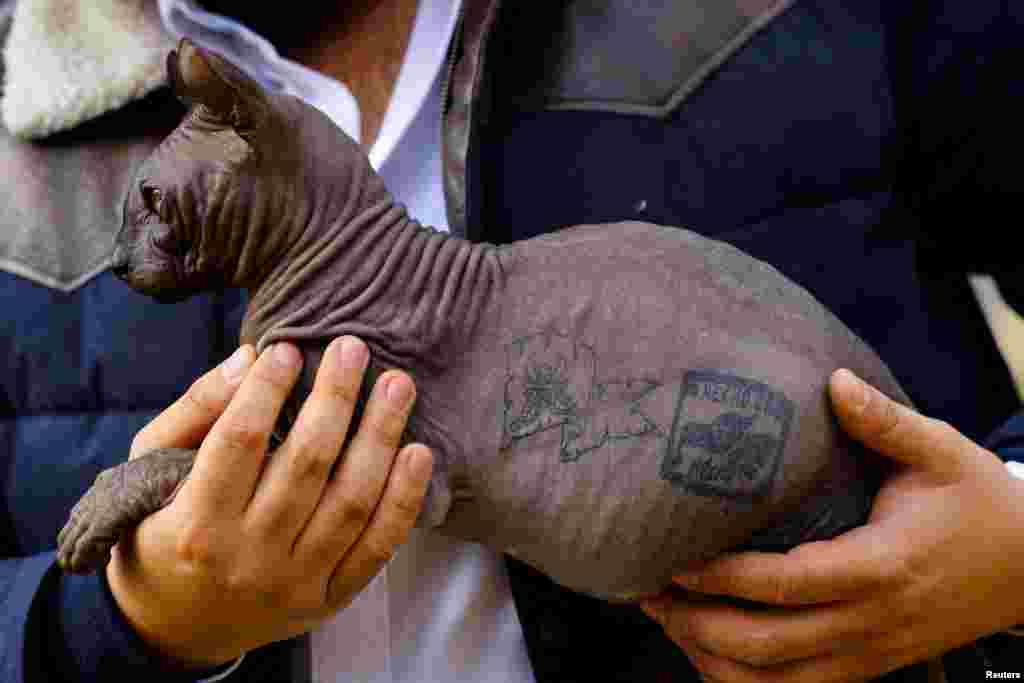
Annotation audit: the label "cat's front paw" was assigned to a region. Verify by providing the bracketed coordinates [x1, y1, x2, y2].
[57, 467, 130, 573]
[57, 448, 198, 574]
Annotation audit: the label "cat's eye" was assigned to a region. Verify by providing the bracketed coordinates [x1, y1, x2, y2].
[141, 185, 163, 214]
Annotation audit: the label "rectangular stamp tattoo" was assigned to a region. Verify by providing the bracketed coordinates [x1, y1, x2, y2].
[661, 369, 794, 500]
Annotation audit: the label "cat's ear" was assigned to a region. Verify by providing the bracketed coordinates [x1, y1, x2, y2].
[167, 38, 269, 138]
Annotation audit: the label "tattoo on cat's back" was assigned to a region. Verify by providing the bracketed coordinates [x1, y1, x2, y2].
[500, 331, 664, 462]
[500, 333, 794, 501]
[661, 369, 793, 500]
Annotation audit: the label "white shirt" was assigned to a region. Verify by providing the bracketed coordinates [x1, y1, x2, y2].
[156, 2, 536, 681]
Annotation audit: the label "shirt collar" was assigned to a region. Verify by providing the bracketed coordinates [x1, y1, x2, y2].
[157, 0, 462, 169]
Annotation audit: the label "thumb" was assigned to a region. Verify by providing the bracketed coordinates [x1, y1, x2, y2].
[829, 368, 969, 481]
[130, 345, 256, 458]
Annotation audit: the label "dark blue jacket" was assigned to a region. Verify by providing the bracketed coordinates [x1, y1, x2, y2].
[2, 1, 1023, 681]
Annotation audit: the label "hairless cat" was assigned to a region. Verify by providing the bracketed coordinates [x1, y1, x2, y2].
[57, 39, 908, 602]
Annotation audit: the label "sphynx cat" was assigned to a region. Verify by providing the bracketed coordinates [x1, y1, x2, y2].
[57, 39, 908, 602]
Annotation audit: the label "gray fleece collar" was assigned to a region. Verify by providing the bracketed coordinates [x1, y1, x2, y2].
[1, 0, 174, 139]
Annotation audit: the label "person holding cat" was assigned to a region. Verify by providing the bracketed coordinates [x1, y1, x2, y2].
[1, 1, 1023, 682]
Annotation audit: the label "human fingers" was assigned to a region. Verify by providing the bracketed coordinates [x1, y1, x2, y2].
[292, 370, 415, 566]
[182, 343, 303, 521]
[325, 443, 433, 607]
[645, 591, 884, 668]
[244, 336, 368, 544]
[130, 345, 256, 458]
[666, 522, 902, 606]
[829, 369, 973, 482]
[677, 634, 916, 683]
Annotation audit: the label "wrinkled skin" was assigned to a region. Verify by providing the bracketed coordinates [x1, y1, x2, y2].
[60, 40, 910, 601]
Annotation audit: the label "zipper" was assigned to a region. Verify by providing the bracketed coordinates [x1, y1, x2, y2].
[440, 0, 503, 239]
[461, 0, 503, 241]
[439, 6, 464, 117]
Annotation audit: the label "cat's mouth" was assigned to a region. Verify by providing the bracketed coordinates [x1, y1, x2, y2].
[110, 236, 196, 304]
[110, 243, 132, 279]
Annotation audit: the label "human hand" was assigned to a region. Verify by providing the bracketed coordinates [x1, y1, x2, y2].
[641, 368, 1024, 682]
[107, 336, 433, 669]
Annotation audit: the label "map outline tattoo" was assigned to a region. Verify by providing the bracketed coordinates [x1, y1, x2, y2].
[500, 331, 665, 463]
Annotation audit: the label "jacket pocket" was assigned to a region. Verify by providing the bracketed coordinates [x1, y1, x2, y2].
[493, 0, 794, 119]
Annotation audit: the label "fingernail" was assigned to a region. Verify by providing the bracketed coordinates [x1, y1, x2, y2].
[406, 445, 432, 480]
[835, 368, 869, 414]
[385, 374, 411, 405]
[222, 346, 253, 384]
[272, 343, 302, 370]
[340, 336, 367, 369]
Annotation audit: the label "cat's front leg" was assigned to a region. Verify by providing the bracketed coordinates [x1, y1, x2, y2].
[57, 448, 197, 574]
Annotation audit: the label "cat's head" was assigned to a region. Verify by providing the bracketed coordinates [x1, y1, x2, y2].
[112, 38, 363, 301]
